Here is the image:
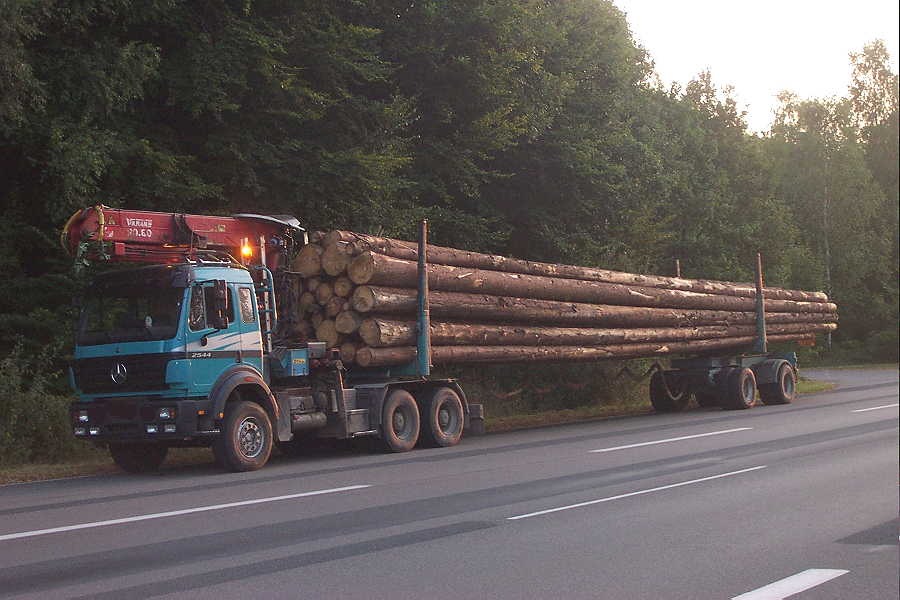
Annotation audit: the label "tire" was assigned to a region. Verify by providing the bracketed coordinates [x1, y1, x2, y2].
[649, 371, 690, 413]
[695, 390, 720, 408]
[213, 400, 273, 471]
[722, 367, 757, 410]
[760, 363, 796, 405]
[381, 389, 420, 452]
[109, 443, 168, 473]
[419, 387, 465, 448]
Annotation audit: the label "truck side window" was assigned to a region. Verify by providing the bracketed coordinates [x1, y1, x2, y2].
[238, 288, 255, 323]
[189, 286, 206, 331]
[189, 284, 234, 331]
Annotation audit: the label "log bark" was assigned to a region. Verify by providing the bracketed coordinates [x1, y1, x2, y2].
[321, 241, 354, 276]
[348, 253, 836, 313]
[326, 230, 829, 303]
[351, 286, 837, 328]
[335, 310, 364, 334]
[292, 244, 323, 277]
[358, 318, 837, 348]
[333, 276, 354, 298]
[314, 319, 341, 348]
[355, 333, 816, 367]
[310, 311, 324, 330]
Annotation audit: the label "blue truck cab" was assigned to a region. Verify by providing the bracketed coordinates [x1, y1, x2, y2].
[69, 248, 477, 473]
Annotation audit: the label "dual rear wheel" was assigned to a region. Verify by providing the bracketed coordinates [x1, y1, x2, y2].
[381, 387, 465, 452]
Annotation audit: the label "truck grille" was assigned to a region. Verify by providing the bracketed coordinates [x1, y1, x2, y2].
[74, 354, 172, 394]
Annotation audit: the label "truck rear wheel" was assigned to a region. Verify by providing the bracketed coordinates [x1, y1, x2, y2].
[381, 389, 419, 452]
[649, 371, 690, 412]
[109, 443, 168, 473]
[213, 400, 273, 471]
[722, 368, 757, 410]
[760, 363, 796, 405]
[420, 387, 464, 448]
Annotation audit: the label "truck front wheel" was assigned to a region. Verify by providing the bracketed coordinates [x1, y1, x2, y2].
[420, 387, 464, 448]
[213, 400, 273, 471]
[381, 389, 420, 452]
[109, 443, 168, 473]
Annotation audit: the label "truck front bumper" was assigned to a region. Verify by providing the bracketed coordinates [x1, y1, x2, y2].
[70, 396, 218, 443]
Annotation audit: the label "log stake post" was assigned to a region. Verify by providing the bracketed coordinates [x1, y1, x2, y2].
[416, 219, 431, 377]
[753, 252, 768, 354]
[675, 258, 681, 278]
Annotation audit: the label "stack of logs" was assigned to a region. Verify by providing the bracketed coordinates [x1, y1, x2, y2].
[285, 231, 838, 368]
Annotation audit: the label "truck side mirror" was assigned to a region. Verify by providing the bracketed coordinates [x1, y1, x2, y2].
[210, 280, 229, 330]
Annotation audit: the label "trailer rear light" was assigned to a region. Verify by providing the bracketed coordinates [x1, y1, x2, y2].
[88, 427, 100, 436]
[241, 244, 253, 259]
[164, 424, 176, 433]
[78, 410, 89, 423]
[74, 427, 87, 436]
[146, 424, 158, 434]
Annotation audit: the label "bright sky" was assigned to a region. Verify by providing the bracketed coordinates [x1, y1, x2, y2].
[614, 0, 900, 132]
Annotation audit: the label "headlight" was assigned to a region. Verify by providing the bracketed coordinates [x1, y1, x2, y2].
[74, 427, 87, 436]
[158, 408, 176, 420]
[146, 424, 158, 434]
[78, 410, 89, 423]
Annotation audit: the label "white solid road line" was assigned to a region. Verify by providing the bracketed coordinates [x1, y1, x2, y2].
[507, 465, 766, 520]
[732, 568, 849, 599]
[589, 427, 752, 453]
[0, 484, 371, 542]
[851, 403, 899, 413]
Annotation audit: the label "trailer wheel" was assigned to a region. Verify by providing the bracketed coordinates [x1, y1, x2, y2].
[760, 363, 796, 405]
[381, 389, 420, 452]
[649, 371, 690, 413]
[420, 387, 464, 448]
[213, 400, 273, 471]
[722, 368, 757, 410]
[109, 443, 168, 473]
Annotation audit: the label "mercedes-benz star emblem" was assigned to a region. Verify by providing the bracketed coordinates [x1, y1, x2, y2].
[110, 362, 128, 385]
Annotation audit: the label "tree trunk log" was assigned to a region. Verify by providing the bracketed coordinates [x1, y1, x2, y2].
[355, 333, 815, 367]
[339, 341, 359, 365]
[333, 276, 354, 298]
[321, 241, 354, 276]
[348, 253, 836, 313]
[314, 319, 341, 348]
[299, 291, 317, 313]
[335, 310, 364, 334]
[305, 277, 321, 293]
[351, 286, 837, 327]
[324, 295, 346, 318]
[292, 244, 323, 277]
[315, 281, 334, 305]
[326, 230, 829, 303]
[358, 318, 837, 347]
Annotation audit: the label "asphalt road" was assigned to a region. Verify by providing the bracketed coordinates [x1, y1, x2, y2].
[0, 367, 896, 599]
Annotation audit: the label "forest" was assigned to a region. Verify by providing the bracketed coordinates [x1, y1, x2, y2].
[0, 1, 897, 462]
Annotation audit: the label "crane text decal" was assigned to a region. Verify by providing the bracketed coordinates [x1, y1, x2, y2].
[125, 218, 153, 239]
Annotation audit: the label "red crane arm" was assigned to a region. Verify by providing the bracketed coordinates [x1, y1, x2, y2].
[61, 205, 303, 270]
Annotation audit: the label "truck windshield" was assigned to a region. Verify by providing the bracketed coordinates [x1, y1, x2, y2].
[78, 284, 185, 345]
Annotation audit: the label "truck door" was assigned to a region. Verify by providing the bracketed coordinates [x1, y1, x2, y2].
[184, 282, 241, 395]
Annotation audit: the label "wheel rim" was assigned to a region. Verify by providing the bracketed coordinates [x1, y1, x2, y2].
[741, 375, 755, 403]
[436, 401, 461, 436]
[392, 406, 414, 440]
[237, 416, 265, 459]
[781, 369, 795, 397]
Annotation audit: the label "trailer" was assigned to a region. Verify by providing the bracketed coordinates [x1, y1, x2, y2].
[63, 206, 799, 473]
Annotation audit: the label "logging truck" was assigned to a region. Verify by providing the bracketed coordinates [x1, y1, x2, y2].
[62, 206, 817, 473]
